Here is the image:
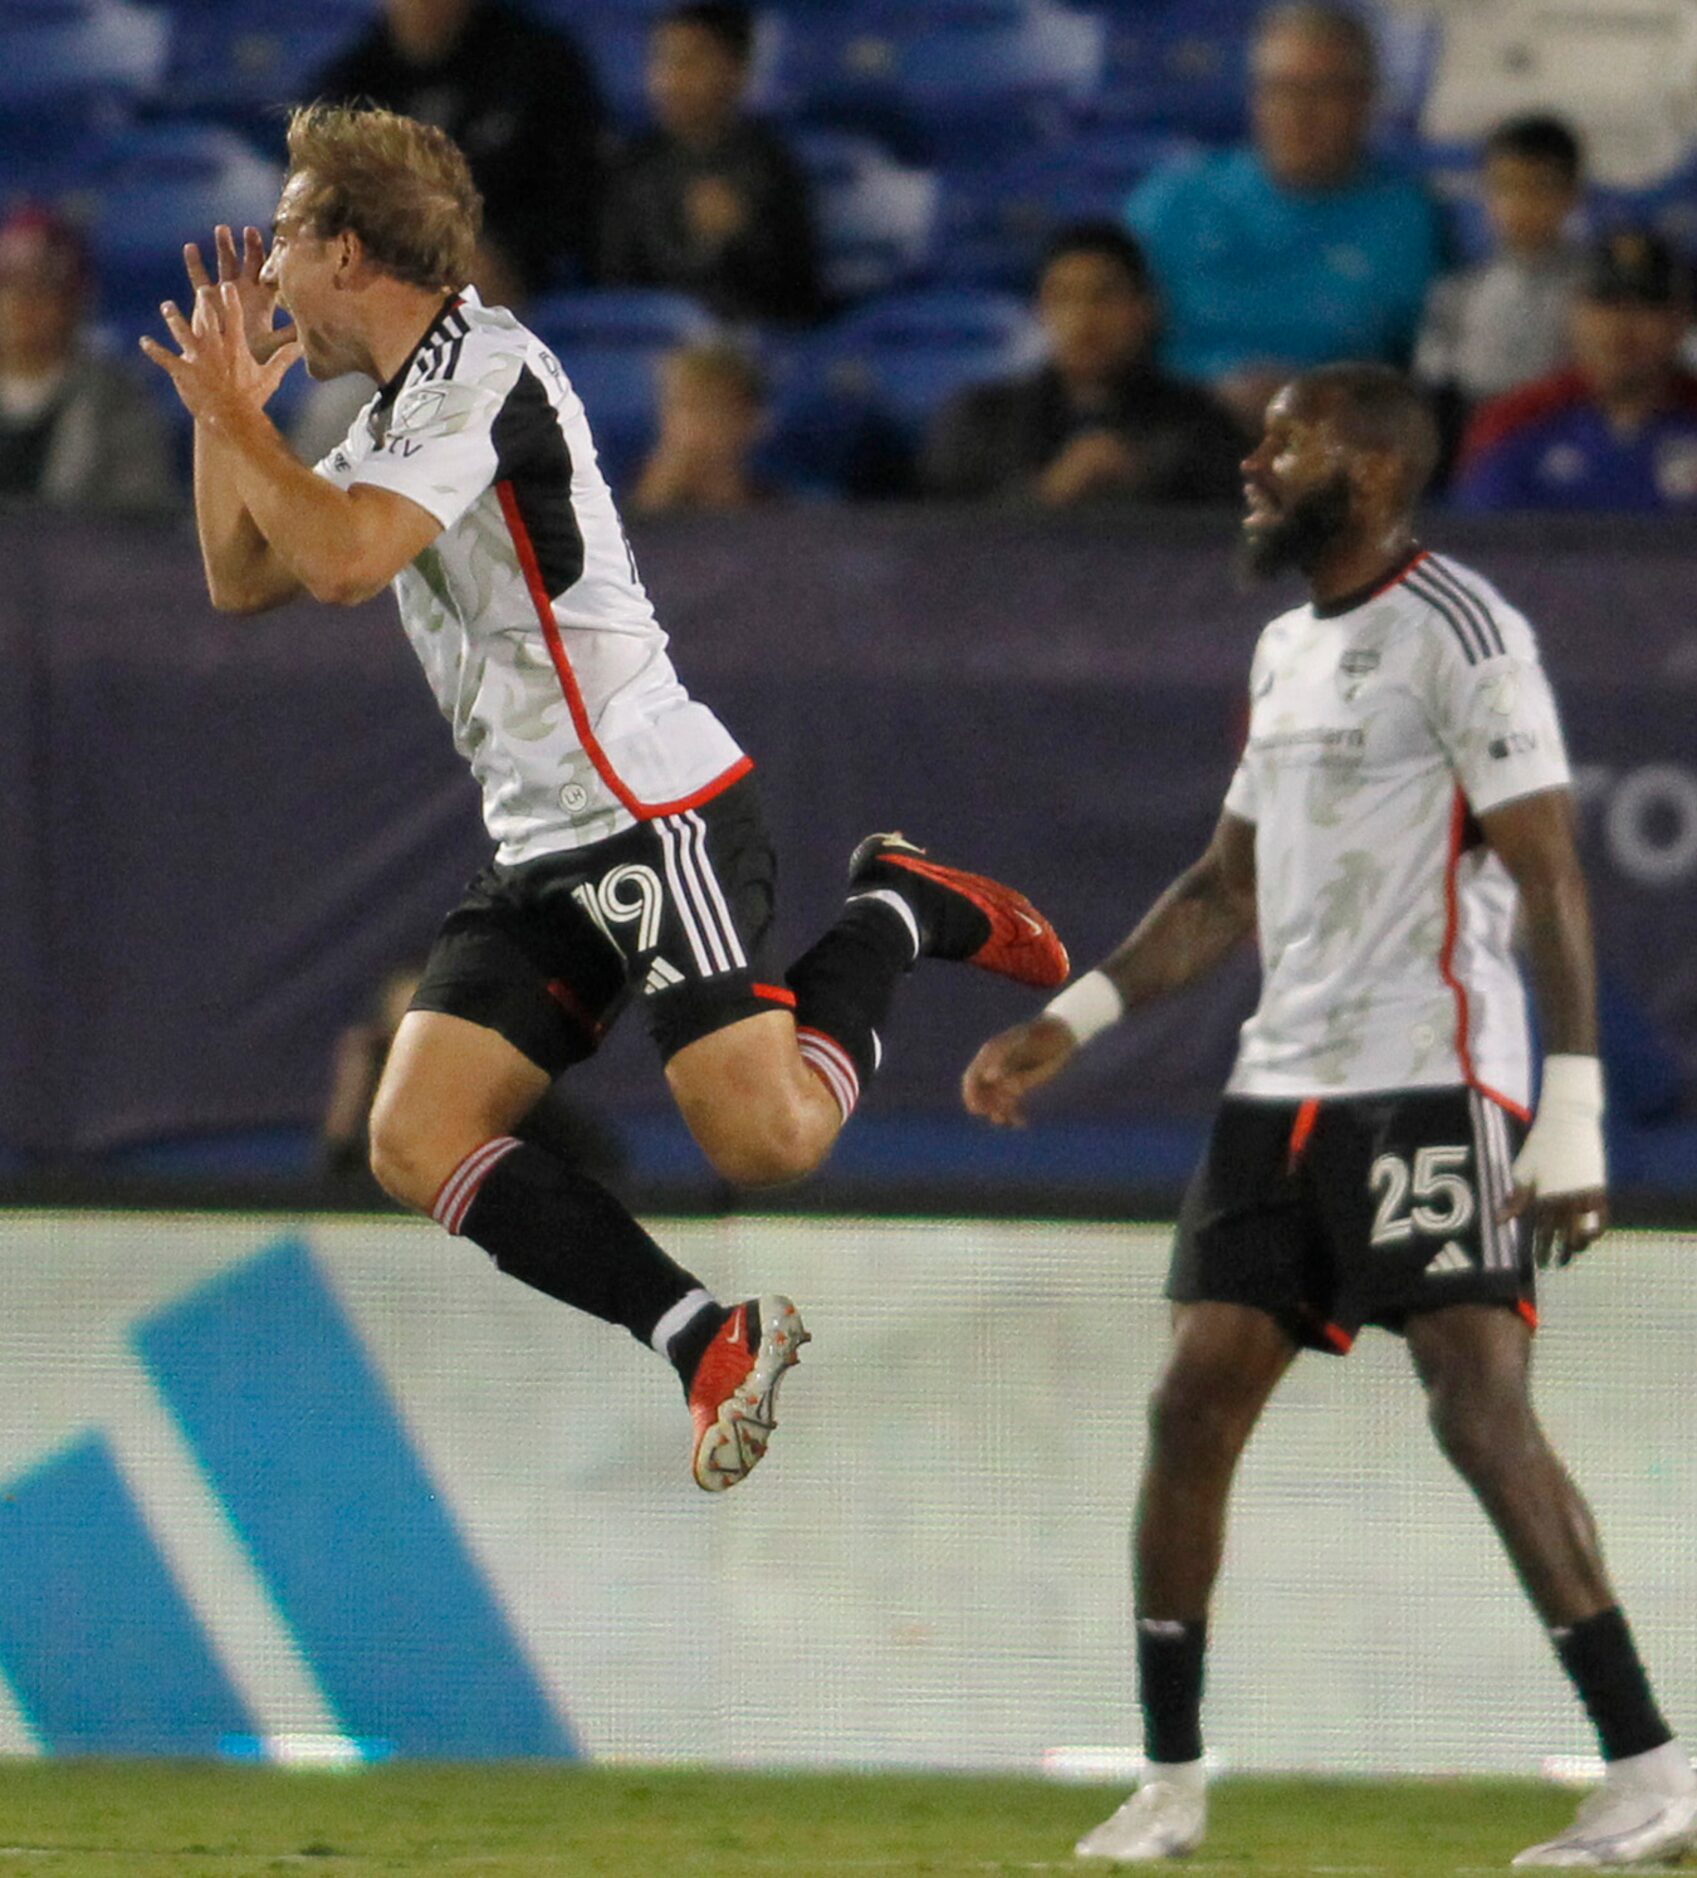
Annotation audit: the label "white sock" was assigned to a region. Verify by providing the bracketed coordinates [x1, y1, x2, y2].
[650, 1287, 715, 1359]
[1609, 1740, 1696, 1793]
[1144, 1758, 1206, 1791]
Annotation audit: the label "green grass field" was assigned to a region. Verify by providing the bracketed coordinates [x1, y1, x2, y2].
[0, 1764, 1666, 1877]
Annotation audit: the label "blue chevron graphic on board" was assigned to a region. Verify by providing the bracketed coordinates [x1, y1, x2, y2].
[0, 1235, 577, 1760]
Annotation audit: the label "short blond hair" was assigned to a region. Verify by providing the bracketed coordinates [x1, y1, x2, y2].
[284, 103, 482, 290]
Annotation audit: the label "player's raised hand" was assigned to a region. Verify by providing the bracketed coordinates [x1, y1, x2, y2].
[140, 280, 300, 420]
[183, 224, 295, 363]
[962, 1016, 1076, 1128]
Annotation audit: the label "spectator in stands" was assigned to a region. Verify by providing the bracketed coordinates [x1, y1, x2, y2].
[1452, 229, 1697, 513]
[0, 205, 176, 514]
[921, 224, 1244, 507]
[600, 3, 821, 327]
[311, 0, 605, 303]
[1126, 2, 1441, 427]
[1417, 115, 1587, 410]
[631, 339, 775, 513]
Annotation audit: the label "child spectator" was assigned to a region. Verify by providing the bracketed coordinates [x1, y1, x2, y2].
[630, 340, 775, 514]
[601, 4, 822, 327]
[1452, 229, 1697, 513]
[1417, 115, 1587, 408]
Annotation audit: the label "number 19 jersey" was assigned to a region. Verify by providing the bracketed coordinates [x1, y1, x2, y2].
[1223, 550, 1572, 1112]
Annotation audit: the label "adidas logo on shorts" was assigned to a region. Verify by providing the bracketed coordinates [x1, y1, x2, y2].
[643, 956, 686, 996]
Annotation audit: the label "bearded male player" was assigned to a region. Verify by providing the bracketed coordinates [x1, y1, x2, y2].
[965, 362, 1694, 1867]
[143, 103, 1066, 1495]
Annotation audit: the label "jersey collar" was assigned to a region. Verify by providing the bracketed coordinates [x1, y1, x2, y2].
[375, 286, 475, 408]
[1310, 545, 1428, 619]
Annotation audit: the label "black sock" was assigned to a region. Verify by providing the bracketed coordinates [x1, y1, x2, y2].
[456, 1141, 710, 1354]
[1138, 1617, 1207, 1765]
[1552, 1607, 1673, 1762]
[785, 898, 913, 1099]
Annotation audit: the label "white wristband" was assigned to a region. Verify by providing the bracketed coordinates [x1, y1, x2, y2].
[1042, 969, 1125, 1045]
[1511, 1054, 1606, 1199]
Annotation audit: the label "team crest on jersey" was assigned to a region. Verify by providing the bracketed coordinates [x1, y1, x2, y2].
[1335, 646, 1380, 701]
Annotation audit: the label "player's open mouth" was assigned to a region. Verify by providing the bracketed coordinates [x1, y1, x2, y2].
[1244, 485, 1280, 525]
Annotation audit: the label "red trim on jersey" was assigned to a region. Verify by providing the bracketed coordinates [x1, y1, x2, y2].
[1439, 789, 1534, 1124]
[754, 983, 797, 1008]
[1287, 1097, 1321, 1168]
[1369, 546, 1429, 601]
[1320, 1321, 1355, 1354]
[496, 479, 754, 821]
[1516, 1298, 1539, 1332]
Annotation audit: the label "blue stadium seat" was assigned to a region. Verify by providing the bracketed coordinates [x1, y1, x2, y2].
[526, 288, 717, 490]
[159, 1, 369, 131]
[792, 129, 935, 300]
[769, 0, 1104, 165]
[792, 287, 1036, 441]
[66, 121, 283, 339]
[0, 0, 169, 180]
[928, 130, 1197, 289]
[1090, 0, 1256, 142]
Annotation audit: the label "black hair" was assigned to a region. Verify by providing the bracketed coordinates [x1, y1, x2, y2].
[1040, 220, 1151, 293]
[1484, 113, 1584, 184]
[660, 3, 755, 62]
[1292, 362, 1441, 507]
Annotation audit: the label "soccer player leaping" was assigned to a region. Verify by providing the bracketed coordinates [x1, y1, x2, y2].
[142, 104, 1066, 1494]
[964, 364, 1694, 1867]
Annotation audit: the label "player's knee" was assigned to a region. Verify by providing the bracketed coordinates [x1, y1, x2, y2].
[1426, 1375, 1533, 1482]
[1147, 1362, 1259, 1465]
[698, 1111, 824, 1189]
[366, 1106, 442, 1213]
[689, 1081, 829, 1187]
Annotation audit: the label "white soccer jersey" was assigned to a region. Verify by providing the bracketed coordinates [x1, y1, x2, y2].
[315, 288, 749, 864]
[1223, 550, 1572, 1111]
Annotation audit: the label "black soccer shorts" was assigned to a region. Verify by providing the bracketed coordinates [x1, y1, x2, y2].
[1168, 1087, 1534, 1353]
[411, 774, 792, 1072]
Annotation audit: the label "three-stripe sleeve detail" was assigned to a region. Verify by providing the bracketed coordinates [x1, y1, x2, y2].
[1407, 568, 1489, 665]
[1425, 557, 1507, 657]
[1409, 559, 1508, 665]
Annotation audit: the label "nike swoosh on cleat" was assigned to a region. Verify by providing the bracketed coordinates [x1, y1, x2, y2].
[1016, 911, 1045, 935]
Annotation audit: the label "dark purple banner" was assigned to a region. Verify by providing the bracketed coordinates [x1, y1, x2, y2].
[2, 507, 1693, 1155]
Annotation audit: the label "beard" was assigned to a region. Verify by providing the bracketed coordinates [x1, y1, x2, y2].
[1239, 471, 1353, 582]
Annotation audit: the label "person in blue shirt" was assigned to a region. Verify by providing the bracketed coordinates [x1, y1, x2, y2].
[1452, 230, 1697, 514]
[1126, 2, 1441, 428]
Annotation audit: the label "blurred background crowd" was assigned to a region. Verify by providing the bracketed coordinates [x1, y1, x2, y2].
[8, 0, 1697, 521]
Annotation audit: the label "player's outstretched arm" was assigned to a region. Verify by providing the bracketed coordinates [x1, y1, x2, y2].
[1480, 788, 1609, 1265]
[963, 810, 1257, 1127]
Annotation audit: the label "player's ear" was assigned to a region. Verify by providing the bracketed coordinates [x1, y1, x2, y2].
[332, 228, 365, 285]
